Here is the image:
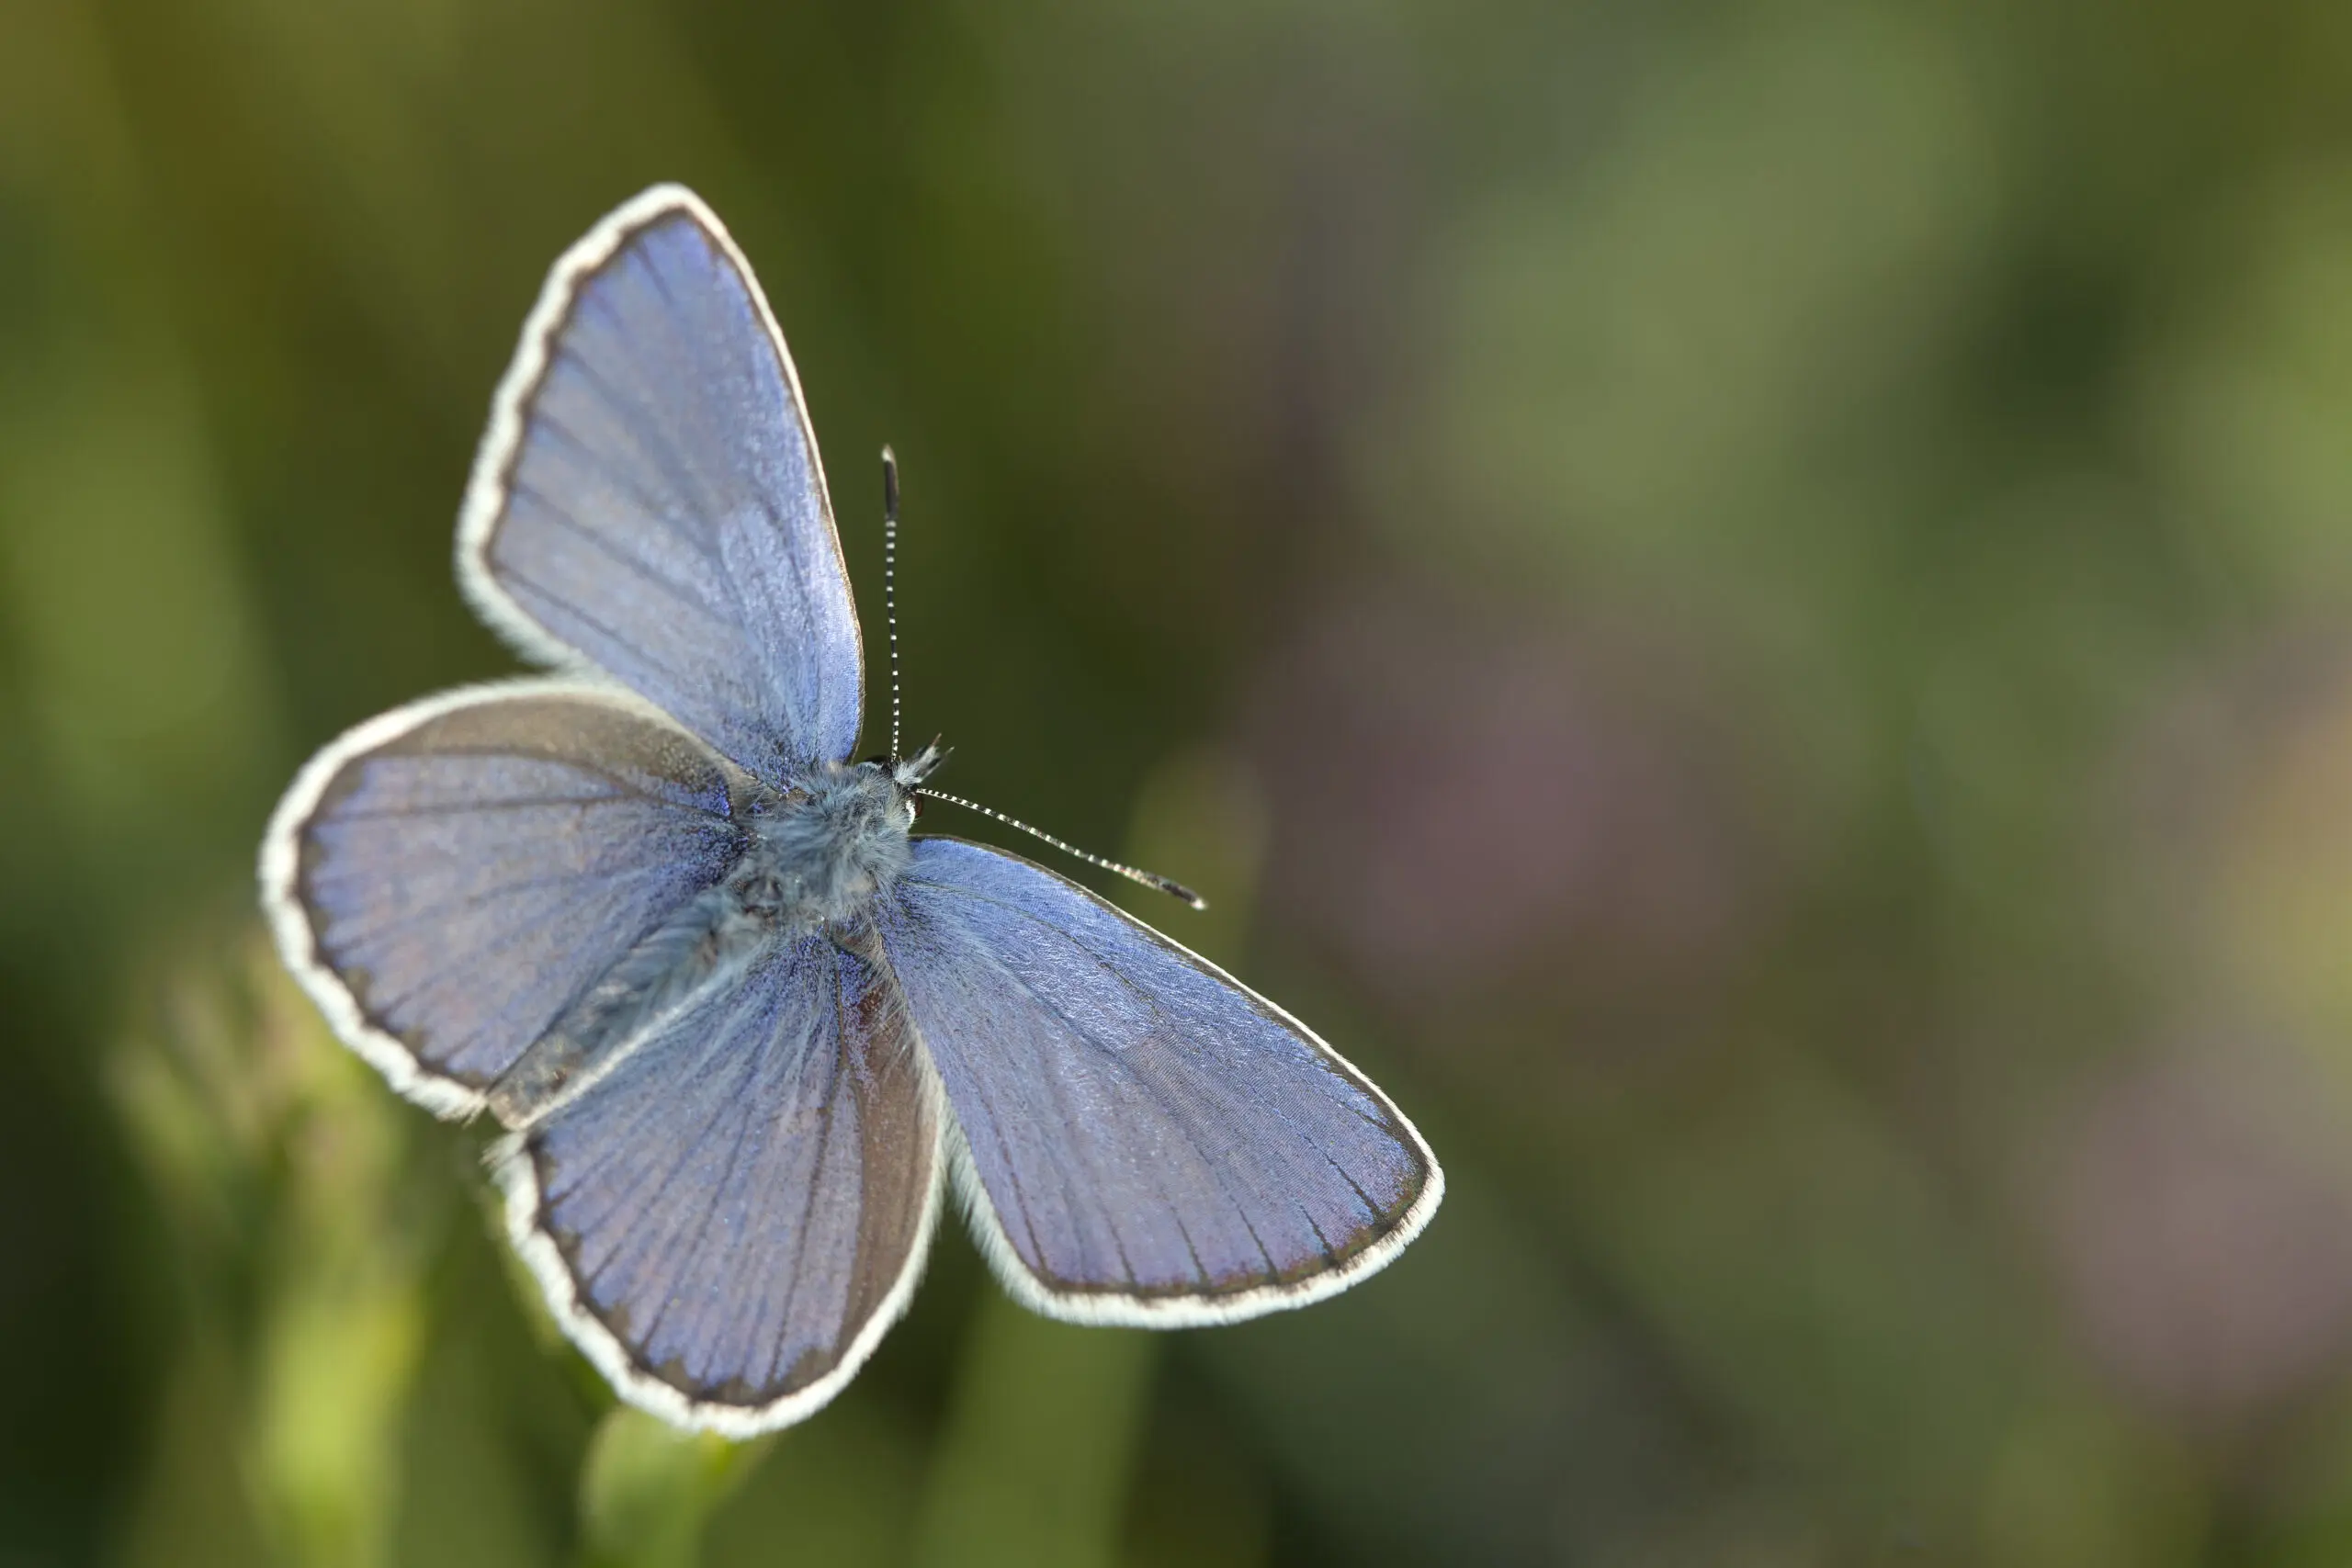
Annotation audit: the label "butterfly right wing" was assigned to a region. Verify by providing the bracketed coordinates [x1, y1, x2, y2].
[260, 680, 745, 1116]
[876, 839, 1442, 1325]
[496, 926, 942, 1435]
[456, 186, 865, 781]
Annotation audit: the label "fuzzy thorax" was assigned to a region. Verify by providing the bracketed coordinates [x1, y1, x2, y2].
[740, 760, 917, 929]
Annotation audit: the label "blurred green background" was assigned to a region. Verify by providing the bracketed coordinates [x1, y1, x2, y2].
[10, 0, 2352, 1563]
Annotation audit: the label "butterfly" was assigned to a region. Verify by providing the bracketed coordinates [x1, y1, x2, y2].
[258, 186, 1443, 1436]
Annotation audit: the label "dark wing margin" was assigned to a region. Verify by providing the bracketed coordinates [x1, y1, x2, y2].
[495, 927, 943, 1436]
[258, 679, 744, 1118]
[455, 185, 865, 780]
[876, 838, 1442, 1326]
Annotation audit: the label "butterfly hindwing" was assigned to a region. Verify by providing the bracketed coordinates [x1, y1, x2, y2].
[876, 838, 1442, 1324]
[498, 927, 942, 1433]
[261, 681, 745, 1116]
[458, 186, 865, 781]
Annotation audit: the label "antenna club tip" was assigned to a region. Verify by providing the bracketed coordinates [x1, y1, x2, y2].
[1187, 895, 1210, 912]
[881, 444, 897, 464]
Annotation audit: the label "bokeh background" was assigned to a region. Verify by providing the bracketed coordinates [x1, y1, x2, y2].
[10, 0, 2352, 1563]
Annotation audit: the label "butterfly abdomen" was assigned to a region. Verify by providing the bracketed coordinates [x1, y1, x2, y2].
[484, 878, 774, 1126]
[481, 762, 913, 1128]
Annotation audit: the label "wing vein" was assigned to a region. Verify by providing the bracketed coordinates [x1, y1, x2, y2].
[507, 477, 718, 614]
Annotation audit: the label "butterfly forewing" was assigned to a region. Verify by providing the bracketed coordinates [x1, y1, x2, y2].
[458, 186, 865, 780]
[876, 838, 1442, 1324]
[499, 929, 941, 1432]
[262, 682, 744, 1116]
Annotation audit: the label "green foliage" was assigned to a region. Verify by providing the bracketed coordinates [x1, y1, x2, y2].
[110, 934, 435, 1568]
[577, 1413, 770, 1568]
[911, 1299, 1159, 1568]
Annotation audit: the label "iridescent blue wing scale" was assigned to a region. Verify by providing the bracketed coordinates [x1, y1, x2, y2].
[260, 681, 745, 1117]
[876, 838, 1443, 1325]
[456, 186, 865, 780]
[495, 929, 941, 1433]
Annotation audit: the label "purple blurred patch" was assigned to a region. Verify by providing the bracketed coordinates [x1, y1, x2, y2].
[1245, 583, 1781, 1028]
[2045, 1046, 2352, 1430]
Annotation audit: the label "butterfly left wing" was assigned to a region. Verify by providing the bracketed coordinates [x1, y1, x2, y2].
[876, 839, 1442, 1324]
[261, 681, 746, 1117]
[457, 186, 865, 781]
[497, 927, 942, 1435]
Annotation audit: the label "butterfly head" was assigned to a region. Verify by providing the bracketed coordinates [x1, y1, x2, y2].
[889, 738, 950, 796]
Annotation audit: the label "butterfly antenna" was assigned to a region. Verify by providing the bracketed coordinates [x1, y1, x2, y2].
[916, 787, 1207, 910]
[881, 446, 905, 761]
[883, 448, 1200, 911]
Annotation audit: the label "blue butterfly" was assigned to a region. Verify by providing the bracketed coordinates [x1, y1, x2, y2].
[259, 186, 1443, 1436]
